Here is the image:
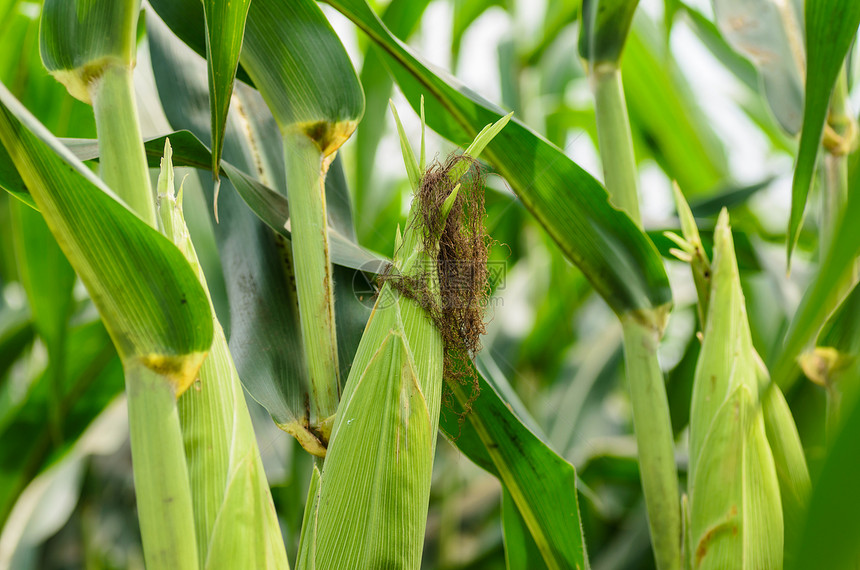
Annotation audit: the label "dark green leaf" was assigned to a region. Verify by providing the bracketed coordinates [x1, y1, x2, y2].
[441, 363, 589, 570]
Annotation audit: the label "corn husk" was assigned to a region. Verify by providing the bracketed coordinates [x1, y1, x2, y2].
[688, 210, 783, 569]
[303, 103, 508, 569]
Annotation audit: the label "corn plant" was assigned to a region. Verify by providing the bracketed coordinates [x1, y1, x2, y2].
[0, 0, 859, 569]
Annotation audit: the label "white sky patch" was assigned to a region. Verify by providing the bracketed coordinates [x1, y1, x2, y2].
[455, 8, 511, 104]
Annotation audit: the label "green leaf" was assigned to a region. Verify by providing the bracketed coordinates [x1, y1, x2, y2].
[296, 465, 321, 570]
[329, 0, 671, 317]
[201, 0, 251, 176]
[501, 489, 550, 570]
[0, 81, 212, 385]
[760, 379, 810, 563]
[773, 167, 860, 391]
[622, 16, 729, 197]
[441, 366, 590, 570]
[0, 312, 34, 383]
[579, 0, 641, 66]
[238, 0, 364, 141]
[39, 0, 140, 103]
[389, 100, 421, 191]
[354, 0, 431, 218]
[452, 0, 504, 60]
[788, 0, 860, 260]
[681, 5, 758, 91]
[9, 200, 76, 443]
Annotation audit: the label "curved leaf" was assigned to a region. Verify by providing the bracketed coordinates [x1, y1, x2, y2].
[328, 0, 672, 317]
[774, 169, 860, 391]
[0, 319, 119, 529]
[0, 81, 212, 371]
[579, 0, 640, 66]
[711, 0, 805, 134]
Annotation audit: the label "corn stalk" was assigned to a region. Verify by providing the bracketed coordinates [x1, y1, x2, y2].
[580, 1, 680, 567]
[37, 2, 205, 566]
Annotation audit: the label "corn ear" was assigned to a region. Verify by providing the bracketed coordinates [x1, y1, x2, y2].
[688, 210, 783, 569]
[307, 107, 506, 569]
[690, 384, 782, 569]
[759, 375, 810, 558]
[158, 140, 289, 570]
[675, 182, 810, 563]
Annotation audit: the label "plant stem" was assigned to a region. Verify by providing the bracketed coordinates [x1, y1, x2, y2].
[621, 314, 681, 570]
[592, 60, 680, 569]
[592, 65, 641, 225]
[283, 131, 340, 439]
[820, 67, 852, 257]
[126, 363, 200, 570]
[89, 67, 199, 568]
[90, 64, 157, 227]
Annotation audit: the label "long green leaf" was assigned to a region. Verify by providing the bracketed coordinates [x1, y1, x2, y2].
[39, 0, 139, 103]
[440, 366, 589, 570]
[711, 0, 805, 135]
[579, 0, 640, 67]
[328, 0, 671, 317]
[502, 489, 550, 570]
[10, 201, 76, 439]
[622, 17, 729, 197]
[355, 0, 430, 218]
[788, 0, 860, 260]
[201, 0, 251, 176]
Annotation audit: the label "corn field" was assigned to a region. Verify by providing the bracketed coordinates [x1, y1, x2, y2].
[0, 0, 858, 568]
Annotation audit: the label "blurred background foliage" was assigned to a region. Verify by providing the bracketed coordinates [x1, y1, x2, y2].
[0, 0, 857, 568]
